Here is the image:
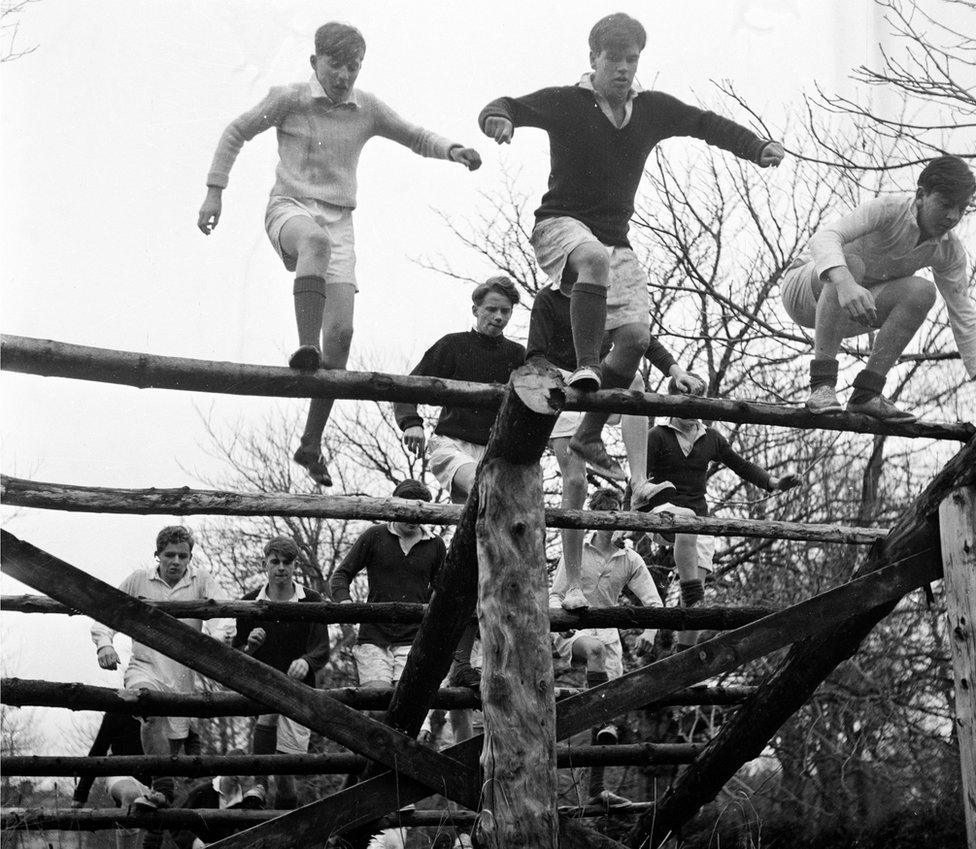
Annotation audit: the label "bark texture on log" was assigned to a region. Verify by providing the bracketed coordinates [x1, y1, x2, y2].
[3, 334, 970, 440]
[939, 486, 976, 849]
[1, 475, 890, 544]
[0, 677, 751, 715]
[0, 593, 776, 630]
[475, 460, 558, 849]
[629, 437, 976, 848]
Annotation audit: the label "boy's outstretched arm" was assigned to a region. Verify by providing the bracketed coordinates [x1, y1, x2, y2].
[478, 87, 564, 145]
[716, 432, 800, 492]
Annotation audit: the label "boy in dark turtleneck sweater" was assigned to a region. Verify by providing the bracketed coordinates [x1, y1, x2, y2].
[394, 276, 524, 691]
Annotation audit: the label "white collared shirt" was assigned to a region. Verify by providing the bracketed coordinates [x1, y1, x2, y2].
[255, 582, 307, 602]
[577, 73, 642, 128]
[308, 74, 361, 109]
[212, 776, 243, 810]
[664, 418, 707, 457]
[386, 521, 434, 555]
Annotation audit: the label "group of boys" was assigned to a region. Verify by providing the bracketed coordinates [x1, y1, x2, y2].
[84, 7, 974, 842]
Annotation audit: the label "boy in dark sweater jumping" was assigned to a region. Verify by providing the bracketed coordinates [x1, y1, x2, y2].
[635, 378, 799, 651]
[234, 535, 331, 810]
[479, 12, 784, 481]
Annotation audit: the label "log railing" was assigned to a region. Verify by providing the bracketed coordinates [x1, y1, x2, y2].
[3, 334, 971, 440]
[0, 476, 890, 544]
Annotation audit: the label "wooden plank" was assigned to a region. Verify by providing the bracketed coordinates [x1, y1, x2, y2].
[0, 677, 752, 715]
[0, 531, 478, 808]
[631, 436, 976, 846]
[475, 459, 558, 849]
[939, 485, 976, 849]
[3, 334, 971, 439]
[0, 475, 890, 544]
[2, 744, 700, 777]
[0, 592, 778, 629]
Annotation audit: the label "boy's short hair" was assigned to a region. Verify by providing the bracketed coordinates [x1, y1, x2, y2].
[263, 535, 301, 560]
[588, 487, 623, 512]
[472, 275, 520, 307]
[155, 525, 194, 555]
[314, 22, 366, 63]
[588, 13, 647, 53]
[667, 373, 706, 396]
[917, 156, 976, 206]
[392, 479, 433, 501]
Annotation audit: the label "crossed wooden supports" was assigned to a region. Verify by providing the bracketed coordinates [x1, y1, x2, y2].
[2, 361, 973, 848]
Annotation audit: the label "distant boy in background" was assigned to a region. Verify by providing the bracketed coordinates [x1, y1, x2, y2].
[634, 378, 800, 651]
[234, 535, 331, 810]
[199, 22, 482, 488]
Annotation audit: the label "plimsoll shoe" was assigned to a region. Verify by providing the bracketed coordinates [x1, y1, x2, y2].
[129, 790, 169, 814]
[587, 790, 633, 809]
[568, 437, 626, 482]
[288, 344, 322, 371]
[294, 444, 333, 487]
[805, 384, 843, 414]
[595, 723, 619, 745]
[846, 393, 917, 423]
[567, 365, 602, 393]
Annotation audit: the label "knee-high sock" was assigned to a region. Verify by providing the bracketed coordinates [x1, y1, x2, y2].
[252, 723, 277, 791]
[294, 275, 327, 349]
[451, 619, 478, 667]
[849, 369, 886, 405]
[586, 670, 610, 797]
[570, 282, 607, 370]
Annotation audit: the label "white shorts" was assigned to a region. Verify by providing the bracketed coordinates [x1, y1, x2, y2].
[531, 216, 651, 331]
[264, 195, 358, 289]
[122, 673, 192, 740]
[552, 627, 624, 680]
[780, 259, 897, 334]
[648, 503, 716, 572]
[353, 643, 413, 687]
[428, 434, 487, 498]
[549, 369, 641, 440]
[257, 713, 311, 756]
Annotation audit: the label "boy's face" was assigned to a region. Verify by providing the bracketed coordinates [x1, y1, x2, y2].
[589, 40, 641, 103]
[915, 188, 971, 241]
[264, 550, 296, 587]
[310, 49, 364, 102]
[472, 291, 514, 337]
[156, 542, 192, 587]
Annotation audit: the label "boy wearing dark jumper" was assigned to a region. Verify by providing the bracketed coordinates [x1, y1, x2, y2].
[479, 12, 784, 482]
[234, 536, 330, 810]
[635, 378, 799, 651]
[526, 284, 701, 611]
[199, 22, 482, 488]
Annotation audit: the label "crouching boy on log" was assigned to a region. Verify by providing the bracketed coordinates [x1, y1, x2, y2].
[233, 535, 331, 810]
[199, 21, 482, 487]
[781, 155, 976, 422]
[549, 487, 664, 809]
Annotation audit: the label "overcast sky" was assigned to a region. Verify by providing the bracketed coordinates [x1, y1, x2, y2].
[1, 0, 969, 751]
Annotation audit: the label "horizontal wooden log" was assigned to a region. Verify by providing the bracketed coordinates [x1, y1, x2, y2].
[0, 475, 890, 544]
[1, 678, 752, 715]
[0, 532, 479, 809]
[3, 334, 970, 440]
[0, 594, 776, 630]
[0, 802, 656, 832]
[2, 744, 700, 777]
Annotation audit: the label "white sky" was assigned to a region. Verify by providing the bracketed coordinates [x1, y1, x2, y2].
[0, 0, 966, 750]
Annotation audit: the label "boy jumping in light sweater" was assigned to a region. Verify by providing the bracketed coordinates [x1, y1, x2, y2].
[199, 22, 481, 488]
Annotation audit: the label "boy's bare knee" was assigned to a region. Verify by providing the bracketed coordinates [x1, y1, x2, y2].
[298, 231, 332, 263]
[568, 244, 610, 281]
[904, 276, 937, 310]
[584, 641, 606, 662]
[613, 323, 651, 358]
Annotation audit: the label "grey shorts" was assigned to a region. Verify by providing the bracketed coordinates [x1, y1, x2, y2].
[531, 217, 651, 331]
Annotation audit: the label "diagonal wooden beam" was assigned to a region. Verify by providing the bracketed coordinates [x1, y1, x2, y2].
[0, 531, 479, 808]
[629, 436, 976, 848]
[2, 334, 971, 440]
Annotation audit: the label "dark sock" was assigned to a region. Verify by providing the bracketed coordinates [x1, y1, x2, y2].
[451, 619, 478, 667]
[849, 369, 886, 405]
[142, 830, 164, 849]
[294, 275, 327, 348]
[680, 579, 705, 608]
[252, 723, 277, 792]
[150, 776, 175, 804]
[275, 794, 298, 810]
[809, 357, 839, 390]
[586, 670, 610, 689]
[570, 282, 608, 369]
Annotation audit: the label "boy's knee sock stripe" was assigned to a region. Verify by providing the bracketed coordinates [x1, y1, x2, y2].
[680, 579, 705, 608]
[252, 722, 277, 756]
[586, 670, 610, 689]
[570, 281, 608, 369]
[809, 357, 839, 389]
[293, 275, 327, 296]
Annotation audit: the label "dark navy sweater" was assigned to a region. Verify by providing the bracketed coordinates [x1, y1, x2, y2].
[479, 86, 769, 246]
[394, 330, 526, 445]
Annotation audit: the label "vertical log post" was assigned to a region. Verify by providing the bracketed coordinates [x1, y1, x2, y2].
[475, 458, 557, 849]
[939, 485, 976, 849]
